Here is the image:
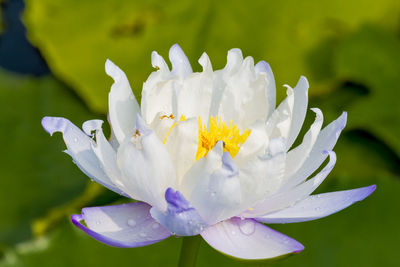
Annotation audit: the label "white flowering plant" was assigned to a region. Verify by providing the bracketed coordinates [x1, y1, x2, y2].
[42, 44, 375, 263]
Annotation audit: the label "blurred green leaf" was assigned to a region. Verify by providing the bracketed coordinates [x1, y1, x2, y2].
[1, 220, 181, 267]
[333, 25, 400, 155]
[23, 0, 400, 112]
[0, 70, 93, 246]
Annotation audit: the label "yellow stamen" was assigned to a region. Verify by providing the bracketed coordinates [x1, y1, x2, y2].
[162, 115, 186, 144]
[196, 116, 251, 160]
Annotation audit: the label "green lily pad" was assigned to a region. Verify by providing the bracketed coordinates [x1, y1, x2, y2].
[0, 70, 94, 246]
[23, 0, 400, 112]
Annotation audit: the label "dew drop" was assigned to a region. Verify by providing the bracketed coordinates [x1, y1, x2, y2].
[127, 219, 136, 227]
[73, 138, 78, 143]
[151, 223, 160, 229]
[239, 220, 255, 236]
[315, 207, 321, 211]
[139, 232, 147, 238]
[231, 230, 236, 235]
[95, 221, 101, 225]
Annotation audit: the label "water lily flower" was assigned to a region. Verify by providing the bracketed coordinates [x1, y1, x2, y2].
[42, 44, 375, 261]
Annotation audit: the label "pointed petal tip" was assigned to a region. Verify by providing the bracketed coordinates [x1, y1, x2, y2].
[169, 44, 192, 76]
[364, 184, 377, 198]
[105, 59, 116, 75]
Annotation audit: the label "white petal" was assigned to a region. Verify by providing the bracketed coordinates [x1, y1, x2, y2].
[90, 123, 129, 194]
[255, 61, 276, 118]
[106, 59, 140, 144]
[163, 117, 198, 183]
[238, 138, 286, 209]
[285, 76, 309, 149]
[117, 115, 177, 211]
[280, 112, 346, 191]
[265, 86, 294, 142]
[265, 76, 309, 150]
[180, 142, 224, 200]
[174, 53, 213, 120]
[234, 119, 269, 167]
[141, 78, 175, 124]
[218, 56, 270, 128]
[42, 117, 123, 195]
[188, 152, 241, 224]
[201, 218, 304, 260]
[169, 44, 192, 78]
[242, 151, 336, 218]
[256, 185, 376, 223]
[224, 48, 243, 75]
[283, 108, 323, 182]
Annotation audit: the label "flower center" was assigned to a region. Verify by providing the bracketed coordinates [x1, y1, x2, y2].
[196, 116, 251, 160]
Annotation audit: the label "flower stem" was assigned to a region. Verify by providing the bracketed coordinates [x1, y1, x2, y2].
[178, 235, 201, 267]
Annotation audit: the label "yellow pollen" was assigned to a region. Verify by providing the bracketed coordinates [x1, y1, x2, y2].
[196, 116, 251, 160]
[162, 115, 186, 144]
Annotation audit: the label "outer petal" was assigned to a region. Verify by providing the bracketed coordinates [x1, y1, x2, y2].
[242, 151, 336, 217]
[71, 202, 171, 248]
[201, 217, 304, 260]
[117, 115, 178, 211]
[106, 59, 140, 144]
[280, 112, 347, 191]
[150, 188, 208, 236]
[283, 108, 323, 181]
[41, 116, 124, 195]
[255, 185, 376, 223]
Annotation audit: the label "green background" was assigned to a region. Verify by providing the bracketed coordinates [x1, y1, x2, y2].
[0, 0, 399, 266]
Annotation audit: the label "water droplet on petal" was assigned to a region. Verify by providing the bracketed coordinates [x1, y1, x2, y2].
[239, 220, 255, 236]
[231, 230, 236, 235]
[127, 219, 136, 227]
[73, 138, 78, 142]
[151, 223, 160, 229]
[139, 232, 147, 238]
[96, 221, 101, 225]
[315, 207, 321, 211]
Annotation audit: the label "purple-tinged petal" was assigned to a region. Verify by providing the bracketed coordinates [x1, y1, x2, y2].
[256, 185, 376, 224]
[41, 116, 125, 196]
[71, 202, 171, 248]
[201, 217, 304, 260]
[150, 188, 208, 236]
[242, 151, 336, 218]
